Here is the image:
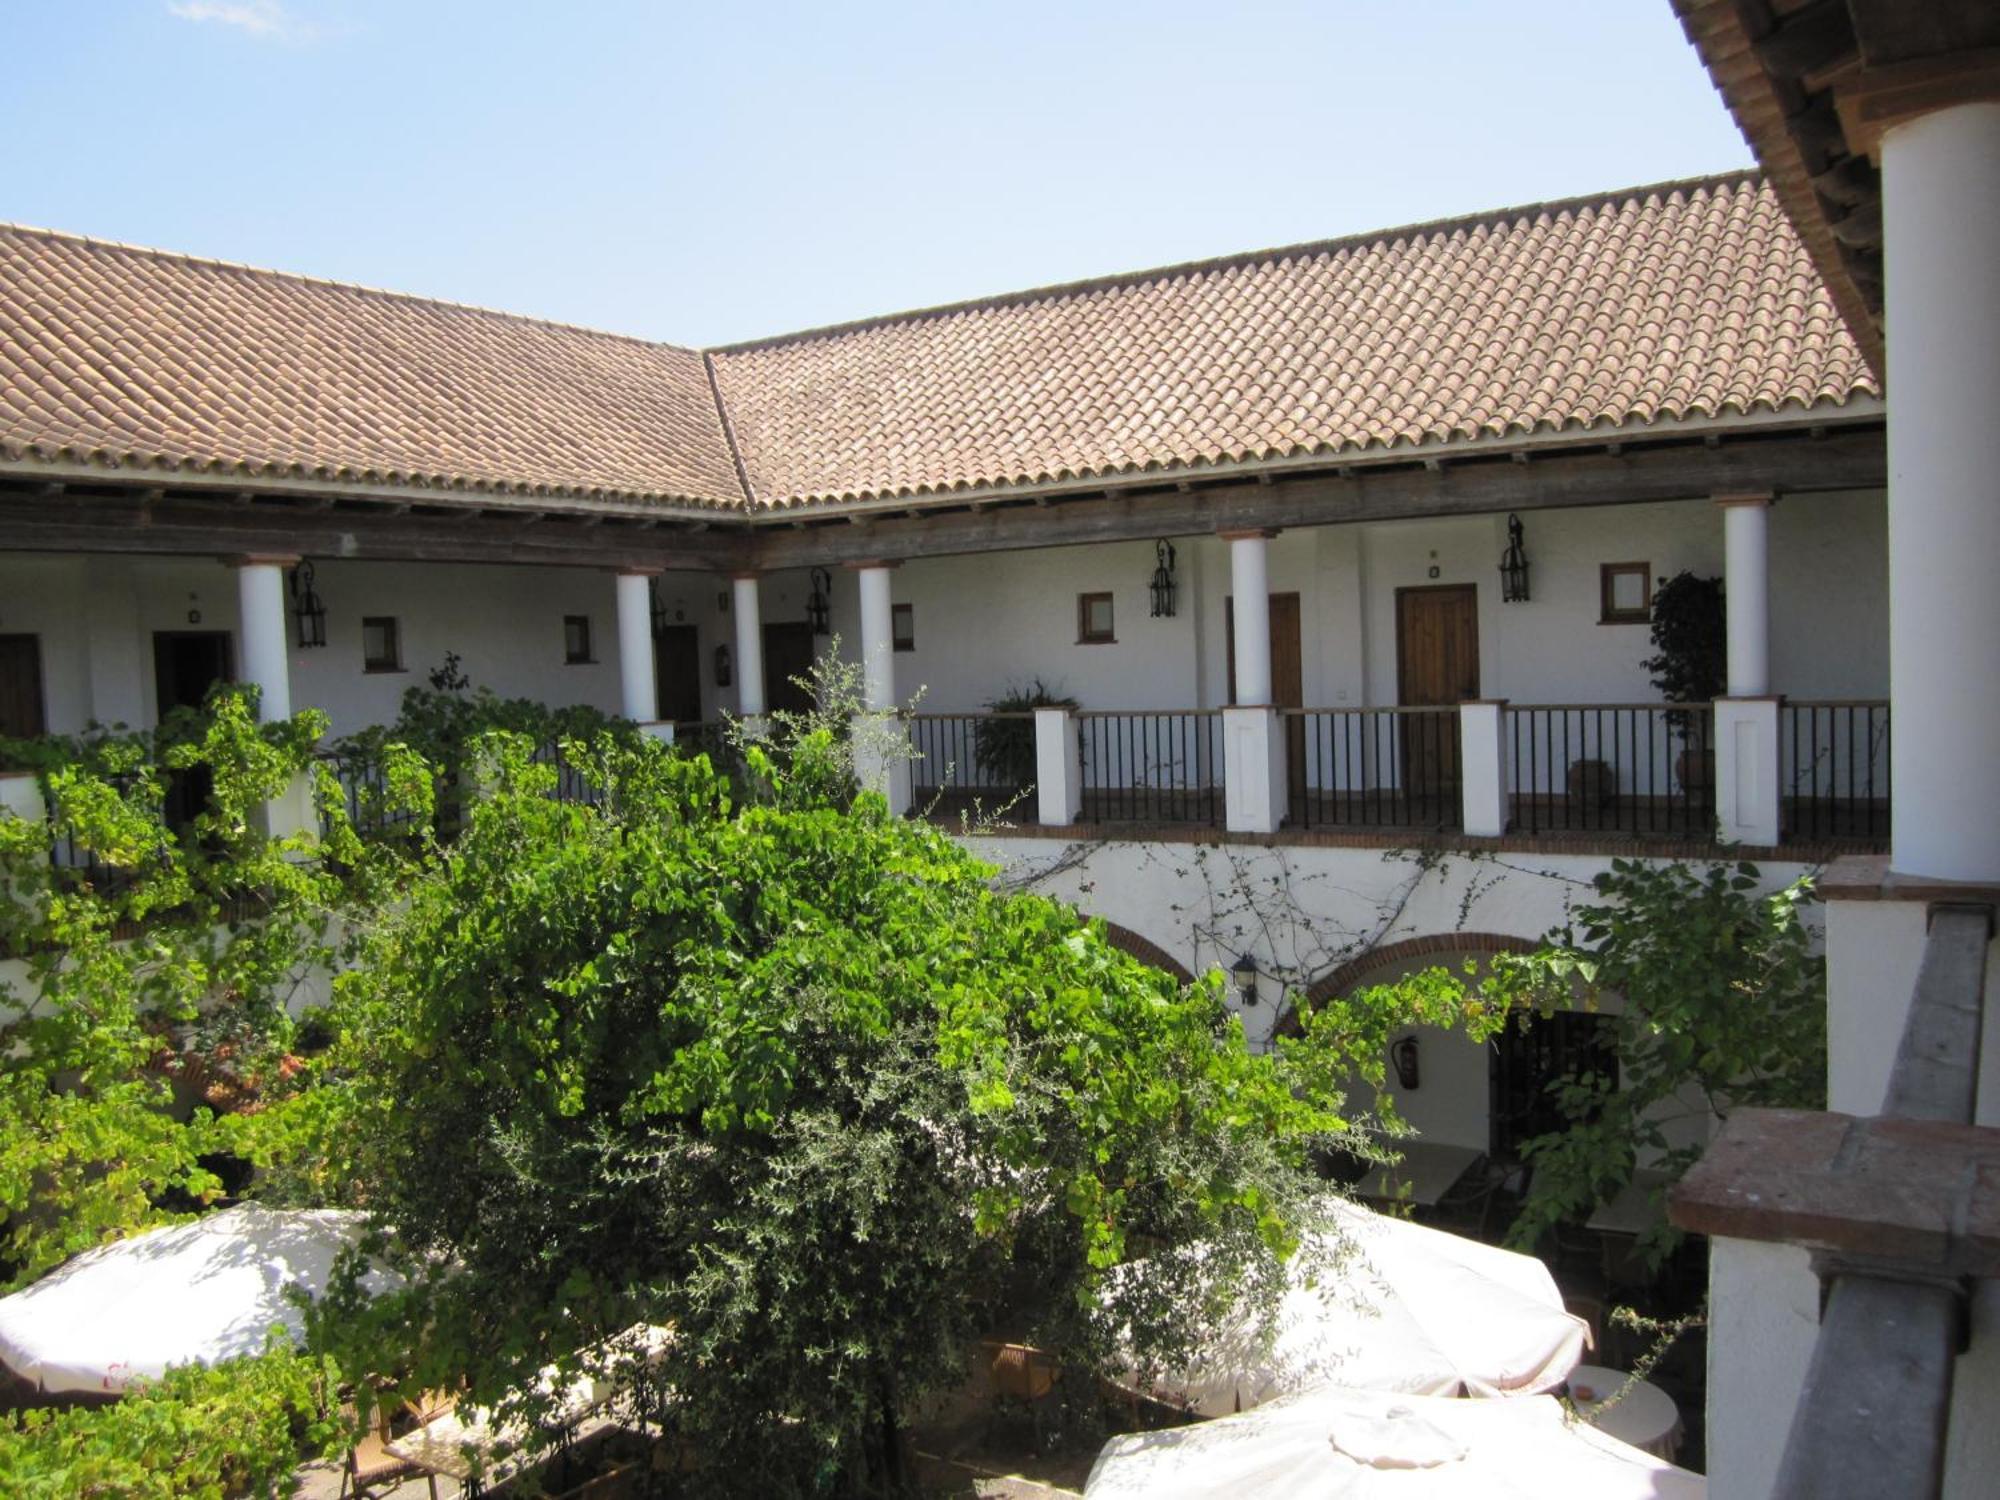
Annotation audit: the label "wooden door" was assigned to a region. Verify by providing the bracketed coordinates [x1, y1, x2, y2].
[153, 632, 233, 829]
[1490, 1011, 1616, 1161]
[1226, 593, 1306, 813]
[761, 622, 817, 716]
[0, 635, 46, 744]
[1395, 586, 1478, 794]
[653, 625, 703, 725]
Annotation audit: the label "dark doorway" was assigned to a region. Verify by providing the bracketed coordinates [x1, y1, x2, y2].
[762, 622, 817, 716]
[1225, 592, 1306, 807]
[0, 635, 46, 745]
[654, 625, 703, 725]
[1489, 1010, 1617, 1162]
[1395, 585, 1478, 795]
[152, 631, 234, 829]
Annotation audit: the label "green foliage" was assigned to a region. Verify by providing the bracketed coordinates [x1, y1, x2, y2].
[0, 686, 414, 1287]
[327, 711, 1361, 1496]
[0, 1343, 341, 1500]
[1643, 571, 1726, 711]
[1475, 859, 1825, 1263]
[974, 679, 1075, 790]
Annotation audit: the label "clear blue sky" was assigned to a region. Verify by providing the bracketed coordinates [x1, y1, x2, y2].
[5, 1, 1749, 348]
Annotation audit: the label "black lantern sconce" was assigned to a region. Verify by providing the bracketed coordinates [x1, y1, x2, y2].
[714, 643, 733, 688]
[288, 561, 327, 648]
[1499, 513, 1531, 603]
[1391, 1035, 1421, 1090]
[806, 567, 832, 636]
[648, 578, 669, 638]
[1231, 952, 1261, 1009]
[1149, 539, 1178, 619]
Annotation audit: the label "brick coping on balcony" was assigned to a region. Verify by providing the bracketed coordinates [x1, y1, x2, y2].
[1816, 853, 2000, 907]
[958, 819, 1876, 864]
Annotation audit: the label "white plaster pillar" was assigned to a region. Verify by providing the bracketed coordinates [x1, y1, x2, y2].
[1034, 707, 1081, 826]
[1458, 700, 1508, 838]
[83, 557, 145, 729]
[614, 568, 660, 726]
[0, 771, 46, 827]
[731, 574, 766, 718]
[1883, 101, 2000, 881]
[1718, 493, 1771, 698]
[852, 562, 898, 713]
[230, 555, 295, 723]
[1225, 530, 1276, 706]
[1222, 706, 1284, 834]
[1714, 697, 1780, 847]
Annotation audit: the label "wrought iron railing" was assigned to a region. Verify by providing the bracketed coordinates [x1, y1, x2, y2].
[1284, 707, 1462, 830]
[1077, 710, 1222, 825]
[1781, 700, 1890, 843]
[1507, 703, 1714, 836]
[531, 738, 605, 806]
[908, 712, 1033, 812]
[317, 751, 426, 840]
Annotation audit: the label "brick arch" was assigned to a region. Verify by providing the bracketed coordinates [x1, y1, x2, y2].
[1092, 919, 1196, 984]
[1276, 931, 1538, 1037]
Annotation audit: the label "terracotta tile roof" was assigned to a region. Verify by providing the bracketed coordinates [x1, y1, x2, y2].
[0, 173, 1875, 517]
[710, 173, 1876, 510]
[0, 226, 747, 510]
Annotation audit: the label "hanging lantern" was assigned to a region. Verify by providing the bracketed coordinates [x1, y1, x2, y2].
[1231, 952, 1260, 1009]
[806, 567, 832, 635]
[1499, 513, 1531, 603]
[288, 561, 327, 648]
[714, 643, 733, 688]
[649, 577, 669, 637]
[1149, 539, 1178, 618]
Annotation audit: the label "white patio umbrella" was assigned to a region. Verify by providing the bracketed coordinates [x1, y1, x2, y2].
[1085, 1384, 1706, 1499]
[0, 1203, 399, 1396]
[1115, 1199, 1587, 1416]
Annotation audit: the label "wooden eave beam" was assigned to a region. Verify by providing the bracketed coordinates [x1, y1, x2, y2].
[745, 426, 1885, 570]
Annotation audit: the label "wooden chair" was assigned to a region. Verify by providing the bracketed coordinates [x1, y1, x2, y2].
[981, 1340, 1061, 1454]
[337, 1395, 425, 1499]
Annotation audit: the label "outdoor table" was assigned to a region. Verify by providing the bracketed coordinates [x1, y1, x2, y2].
[1567, 1362, 1683, 1461]
[1585, 1170, 1672, 1236]
[1355, 1141, 1483, 1206]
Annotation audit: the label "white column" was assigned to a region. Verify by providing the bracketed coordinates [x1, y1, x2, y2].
[1034, 707, 1082, 826]
[1222, 707, 1285, 834]
[1226, 530, 1275, 705]
[614, 569, 660, 725]
[1883, 101, 2000, 881]
[1458, 700, 1508, 837]
[1719, 494, 1771, 698]
[231, 555, 294, 723]
[731, 574, 766, 718]
[853, 562, 897, 712]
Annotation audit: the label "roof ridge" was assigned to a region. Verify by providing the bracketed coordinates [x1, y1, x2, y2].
[0, 220, 699, 355]
[710, 169, 1767, 355]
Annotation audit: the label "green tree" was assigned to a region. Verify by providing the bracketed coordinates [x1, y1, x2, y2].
[325, 722, 1372, 1497]
[0, 687, 425, 1287]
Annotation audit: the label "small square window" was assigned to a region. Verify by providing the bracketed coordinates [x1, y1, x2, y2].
[1078, 592, 1116, 644]
[361, 617, 402, 673]
[563, 615, 594, 664]
[1600, 563, 1652, 624]
[891, 602, 915, 652]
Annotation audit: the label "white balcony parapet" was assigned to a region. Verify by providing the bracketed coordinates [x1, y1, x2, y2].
[1715, 697, 1781, 846]
[1458, 700, 1509, 838]
[0, 770, 47, 827]
[851, 711, 913, 817]
[1222, 706, 1285, 835]
[1034, 707, 1082, 827]
[638, 720, 676, 746]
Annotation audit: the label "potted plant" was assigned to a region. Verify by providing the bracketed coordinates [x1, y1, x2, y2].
[1642, 572, 1726, 797]
[974, 679, 1076, 803]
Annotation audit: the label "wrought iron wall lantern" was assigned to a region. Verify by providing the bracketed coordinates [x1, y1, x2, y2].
[1499, 514, 1531, 603]
[649, 577, 669, 637]
[288, 561, 327, 648]
[1391, 1035, 1422, 1090]
[1149, 539, 1178, 618]
[714, 643, 733, 688]
[1231, 952, 1261, 1009]
[806, 567, 832, 635]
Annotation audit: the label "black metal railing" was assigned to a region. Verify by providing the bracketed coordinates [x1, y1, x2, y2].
[908, 713, 1033, 813]
[47, 773, 164, 891]
[1507, 703, 1714, 836]
[1077, 710, 1222, 825]
[1285, 707, 1462, 830]
[674, 720, 735, 768]
[531, 738, 605, 806]
[317, 752, 426, 840]
[1782, 700, 1890, 843]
